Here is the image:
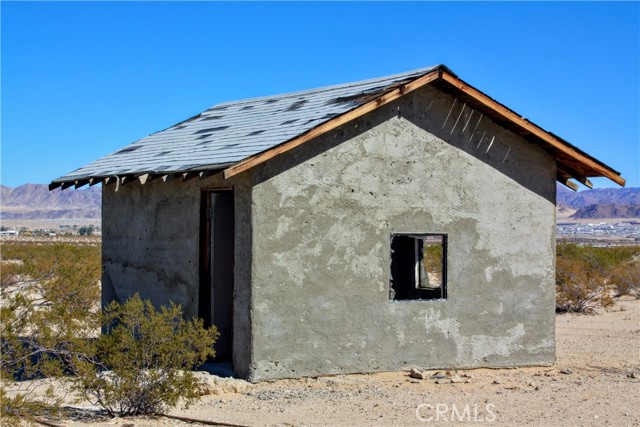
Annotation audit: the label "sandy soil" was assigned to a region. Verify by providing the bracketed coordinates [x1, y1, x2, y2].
[10, 297, 640, 427]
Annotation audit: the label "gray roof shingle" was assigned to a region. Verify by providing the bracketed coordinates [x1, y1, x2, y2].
[52, 65, 443, 183]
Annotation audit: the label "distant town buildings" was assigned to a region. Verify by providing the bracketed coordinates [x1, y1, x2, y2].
[557, 220, 640, 245]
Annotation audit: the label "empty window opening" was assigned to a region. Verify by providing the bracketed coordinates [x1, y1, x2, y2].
[390, 234, 447, 301]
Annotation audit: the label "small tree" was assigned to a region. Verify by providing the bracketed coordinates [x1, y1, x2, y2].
[78, 226, 94, 236]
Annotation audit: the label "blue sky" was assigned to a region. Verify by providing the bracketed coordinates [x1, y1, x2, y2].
[2, 1, 638, 189]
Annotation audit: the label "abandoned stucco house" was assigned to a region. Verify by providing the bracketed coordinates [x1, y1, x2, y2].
[51, 65, 624, 381]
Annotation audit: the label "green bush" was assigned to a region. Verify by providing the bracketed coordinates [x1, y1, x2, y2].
[1, 243, 218, 420]
[78, 226, 94, 236]
[1, 244, 101, 422]
[71, 295, 219, 417]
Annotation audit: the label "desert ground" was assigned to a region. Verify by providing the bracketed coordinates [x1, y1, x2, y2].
[10, 296, 638, 427]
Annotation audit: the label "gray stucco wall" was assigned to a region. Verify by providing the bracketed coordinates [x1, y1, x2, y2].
[102, 173, 254, 377]
[102, 84, 557, 382]
[247, 85, 556, 381]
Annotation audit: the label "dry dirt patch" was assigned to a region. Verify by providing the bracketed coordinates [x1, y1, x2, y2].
[15, 297, 640, 427]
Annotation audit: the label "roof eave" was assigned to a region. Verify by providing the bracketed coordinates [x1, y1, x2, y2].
[49, 163, 234, 191]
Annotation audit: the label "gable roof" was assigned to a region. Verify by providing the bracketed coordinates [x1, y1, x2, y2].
[50, 65, 625, 190]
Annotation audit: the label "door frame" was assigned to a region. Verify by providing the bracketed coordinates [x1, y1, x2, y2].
[199, 188, 235, 362]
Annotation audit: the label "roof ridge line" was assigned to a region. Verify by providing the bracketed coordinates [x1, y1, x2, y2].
[210, 65, 447, 108]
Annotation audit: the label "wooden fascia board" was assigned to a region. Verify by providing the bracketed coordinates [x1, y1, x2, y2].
[439, 72, 625, 187]
[223, 69, 442, 179]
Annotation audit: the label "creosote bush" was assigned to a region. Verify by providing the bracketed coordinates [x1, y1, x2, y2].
[1, 243, 218, 420]
[556, 243, 640, 313]
[1, 243, 101, 421]
[71, 295, 219, 417]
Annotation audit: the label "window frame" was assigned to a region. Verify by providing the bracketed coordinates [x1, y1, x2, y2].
[389, 232, 448, 301]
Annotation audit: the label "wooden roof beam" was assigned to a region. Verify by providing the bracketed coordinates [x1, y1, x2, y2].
[120, 175, 138, 186]
[199, 170, 217, 179]
[223, 69, 442, 179]
[88, 178, 103, 187]
[439, 71, 625, 187]
[557, 176, 579, 192]
[557, 167, 593, 189]
[557, 170, 579, 192]
[74, 179, 90, 189]
[182, 171, 199, 182]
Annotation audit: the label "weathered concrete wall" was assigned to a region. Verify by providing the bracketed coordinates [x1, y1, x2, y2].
[102, 172, 254, 377]
[247, 85, 557, 381]
[102, 178, 201, 315]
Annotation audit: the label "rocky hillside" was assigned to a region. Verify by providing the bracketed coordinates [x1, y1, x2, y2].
[557, 185, 640, 219]
[570, 204, 640, 219]
[0, 184, 101, 220]
[557, 185, 640, 209]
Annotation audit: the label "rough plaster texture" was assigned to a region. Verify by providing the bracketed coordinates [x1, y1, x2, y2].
[247, 86, 556, 381]
[102, 173, 254, 377]
[102, 85, 556, 382]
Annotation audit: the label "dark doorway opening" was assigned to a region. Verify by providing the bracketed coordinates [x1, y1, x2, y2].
[199, 190, 234, 362]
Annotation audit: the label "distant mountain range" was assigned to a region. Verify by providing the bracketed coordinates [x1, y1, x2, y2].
[0, 183, 639, 221]
[0, 184, 101, 220]
[557, 185, 640, 219]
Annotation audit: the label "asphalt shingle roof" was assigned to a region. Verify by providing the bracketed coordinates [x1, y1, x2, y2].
[53, 65, 442, 183]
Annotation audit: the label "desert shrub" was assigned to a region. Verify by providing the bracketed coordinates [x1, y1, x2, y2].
[70, 295, 219, 416]
[78, 226, 94, 236]
[608, 259, 640, 297]
[556, 243, 640, 313]
[555, 255, 613, 313]
[1, 243, 218, 419]
[1, 243, 101, 422]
